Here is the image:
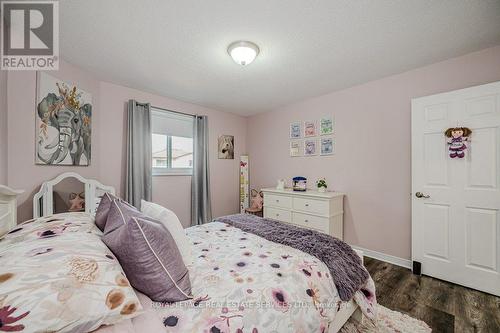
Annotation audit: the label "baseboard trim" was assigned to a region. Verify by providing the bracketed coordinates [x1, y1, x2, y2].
[350, 245, 412, 269]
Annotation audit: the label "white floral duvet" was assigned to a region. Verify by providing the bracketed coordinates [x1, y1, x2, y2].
[0, 213, 376, 333]
[153, 221, 377, 333]
[0, 213, 142, 333]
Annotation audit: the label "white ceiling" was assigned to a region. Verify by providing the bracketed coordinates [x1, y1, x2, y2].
[60, 0, 500, 116]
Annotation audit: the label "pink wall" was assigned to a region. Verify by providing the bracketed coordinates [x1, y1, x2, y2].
[7, 64, 101, 222]
[0, 70, 7, 184]
[247, 45, 500, 260]
[4, 46, 500, 258]
[5, 60, 247, 226]
[99, 82, 247, 227]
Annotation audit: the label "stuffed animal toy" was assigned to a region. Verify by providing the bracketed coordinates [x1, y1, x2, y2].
[249, 189, 263, 210]
[68, 192, 85, 212]
[445, 127, 471, 158]
[245, 189, 263, 216]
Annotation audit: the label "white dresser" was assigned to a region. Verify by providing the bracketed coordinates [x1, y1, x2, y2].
[262, 188, 345, 240]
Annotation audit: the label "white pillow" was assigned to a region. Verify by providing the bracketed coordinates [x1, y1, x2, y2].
[140, 200, 193, 266]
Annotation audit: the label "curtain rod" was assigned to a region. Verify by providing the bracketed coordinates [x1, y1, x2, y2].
[151, 105, 197, 118]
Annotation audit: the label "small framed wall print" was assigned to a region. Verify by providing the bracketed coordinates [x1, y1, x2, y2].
[320, 137, 335, 155]
[320, 117, 334, 135]
[290, 122, 301, 139]
[304, 139, 318, 156]
[304, 120, 317, 137]
[218, 135, 234, 159]
[290, 140, 302, 157]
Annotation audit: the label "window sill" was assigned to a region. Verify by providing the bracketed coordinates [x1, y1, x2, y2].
[153, 168, 193, 177]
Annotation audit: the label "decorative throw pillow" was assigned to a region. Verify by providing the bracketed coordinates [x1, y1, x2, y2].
[141, 200, 193, 266]
[95, 193, 135, 231]
[104, 200, 141, 234]
[102, 213, 192, 302]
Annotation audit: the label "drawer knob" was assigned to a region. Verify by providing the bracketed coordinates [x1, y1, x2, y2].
[305, 204, 309, 207]
[276, 199, 279, 202]
[304, 219, 309, 223]
[276, 213, 280, 217]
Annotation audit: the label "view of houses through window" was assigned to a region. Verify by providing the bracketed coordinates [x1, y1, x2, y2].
[152, 134, 193, 170]
[151, 107, 194, 175]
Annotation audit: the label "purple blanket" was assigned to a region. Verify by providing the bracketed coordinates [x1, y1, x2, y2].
[216, 214, 369, 301]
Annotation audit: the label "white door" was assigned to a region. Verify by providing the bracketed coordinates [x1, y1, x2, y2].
[412, 81, 500, 296]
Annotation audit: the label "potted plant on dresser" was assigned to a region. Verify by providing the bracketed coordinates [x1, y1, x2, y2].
[316, 178, 327, 193]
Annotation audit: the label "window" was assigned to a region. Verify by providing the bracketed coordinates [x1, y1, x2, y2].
[151, 108, 194, 175]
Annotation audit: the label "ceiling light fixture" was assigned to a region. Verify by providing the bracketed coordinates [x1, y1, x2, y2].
[227, 41, 260, 66]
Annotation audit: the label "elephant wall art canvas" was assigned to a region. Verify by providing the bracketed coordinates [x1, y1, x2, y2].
[35, 72, 92, 166]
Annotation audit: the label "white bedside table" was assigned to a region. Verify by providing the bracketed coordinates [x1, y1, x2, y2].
[0, 185, 24, 236]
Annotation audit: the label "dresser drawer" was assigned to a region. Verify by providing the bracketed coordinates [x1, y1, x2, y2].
[292, 212, 329, 233]
[264, 207, 291, 223]
[292, 197, 329, 215]
[265, 194, 292, 209]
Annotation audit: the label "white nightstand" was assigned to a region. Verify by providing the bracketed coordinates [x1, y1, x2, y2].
[0, 185, 24, 236]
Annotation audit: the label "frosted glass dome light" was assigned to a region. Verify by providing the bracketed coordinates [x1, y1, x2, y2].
[228, 41, 260, 66]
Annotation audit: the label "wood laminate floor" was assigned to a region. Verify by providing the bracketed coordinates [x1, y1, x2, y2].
[364, 257, 500, 333]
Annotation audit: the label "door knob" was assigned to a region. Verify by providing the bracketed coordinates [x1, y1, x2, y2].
[415, 192, 430, 198]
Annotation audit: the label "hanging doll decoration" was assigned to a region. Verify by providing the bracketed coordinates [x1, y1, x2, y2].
[444, 127, 472, 158]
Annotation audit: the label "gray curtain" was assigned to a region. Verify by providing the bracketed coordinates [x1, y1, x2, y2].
[125, 100, 152, 208]
[191, 115, 212, 225]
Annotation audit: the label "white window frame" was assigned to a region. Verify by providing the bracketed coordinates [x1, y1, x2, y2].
[151, 108, 194, 176]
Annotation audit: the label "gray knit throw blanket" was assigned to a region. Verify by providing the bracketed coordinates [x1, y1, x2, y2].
[216, 214, 369, 302]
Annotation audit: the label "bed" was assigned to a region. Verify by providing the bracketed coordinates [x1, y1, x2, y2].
[95, 219, 372, 333]
[0, 174, 376, 333]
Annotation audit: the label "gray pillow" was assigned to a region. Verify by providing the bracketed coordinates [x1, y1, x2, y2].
[95, 193, 135, 231]
[102, 203, 192, 303]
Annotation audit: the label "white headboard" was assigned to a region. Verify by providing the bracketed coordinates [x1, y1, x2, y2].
[33, 172, 116, 218]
